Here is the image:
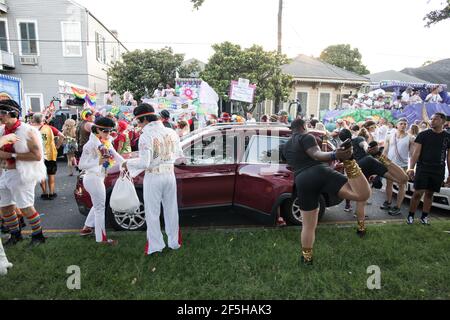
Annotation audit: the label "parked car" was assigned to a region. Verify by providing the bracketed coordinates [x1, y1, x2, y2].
[74, 123, 344, 231]
[393, 166, 450, 211]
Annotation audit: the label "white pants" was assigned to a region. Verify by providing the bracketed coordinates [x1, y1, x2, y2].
[143, 172, 181, 255]
[83, 174, 107, 243]
[0, 240, 13, 276]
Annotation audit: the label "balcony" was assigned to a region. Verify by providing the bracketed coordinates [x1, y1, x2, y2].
[0, 51, 15, 70]
[0, 0, 7, 13]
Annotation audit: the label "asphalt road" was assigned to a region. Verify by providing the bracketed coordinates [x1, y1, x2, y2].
[23, 159, 450, 233]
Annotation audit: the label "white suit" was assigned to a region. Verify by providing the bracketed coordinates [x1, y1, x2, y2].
[127, 121, 183, 255]
[79, 134, 124, 242]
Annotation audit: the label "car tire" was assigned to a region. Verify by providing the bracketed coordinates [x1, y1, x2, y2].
[106, 188, 147, 231]
[282, 195, 326, 226]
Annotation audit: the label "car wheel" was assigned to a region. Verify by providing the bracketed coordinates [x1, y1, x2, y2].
[282, 195, 326, 226]
[106, 189, 146, 231]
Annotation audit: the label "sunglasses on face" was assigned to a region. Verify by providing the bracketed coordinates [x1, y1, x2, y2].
[0, 110, 10, 115]
[99, 128, 113, 133]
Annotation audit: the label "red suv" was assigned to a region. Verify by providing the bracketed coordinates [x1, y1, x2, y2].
[74, 123, 343, 231]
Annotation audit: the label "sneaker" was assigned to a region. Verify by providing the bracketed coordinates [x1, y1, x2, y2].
[380, 201, 392, 210]
[3, 232, 24, 247]
[101, 239, 118, 246]
[79, 227, 94, 237]
[344, 205, 353, 213]
[29, 233, 46, 247]
[420, 217, 430, 225]
[407, 216, 414, 225]
[388, 207, 401, 216]
[48, 194, 57, 200]
[276, 217, 287, 227]
[1, 223, 9, 234]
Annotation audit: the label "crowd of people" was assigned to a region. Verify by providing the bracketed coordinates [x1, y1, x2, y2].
[1, 92, 449, 274]
[337, 85, 448, 111]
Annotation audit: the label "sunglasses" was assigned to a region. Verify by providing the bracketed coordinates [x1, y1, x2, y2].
[0, 110, 11, 115]
[99, 128, 113, 133]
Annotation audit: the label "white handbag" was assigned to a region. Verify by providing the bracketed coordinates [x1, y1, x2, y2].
[110, 169, 141, 213]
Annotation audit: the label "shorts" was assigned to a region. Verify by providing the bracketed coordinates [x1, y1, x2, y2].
[44, 160, 58, 175]
[357, 155, 388, 179]
[414, 167, 445, 193]
[0, 170, 35, 209]
[295, 164, 348, 211]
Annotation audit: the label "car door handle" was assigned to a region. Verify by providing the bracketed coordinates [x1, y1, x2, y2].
[273, 173, 290, 178]
[216, 169, 234, 173]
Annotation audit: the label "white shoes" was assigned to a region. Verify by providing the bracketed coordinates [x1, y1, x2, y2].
[0, 258, 13, 276]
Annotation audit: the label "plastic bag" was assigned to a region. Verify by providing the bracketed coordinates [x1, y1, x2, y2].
[110, 169, 140, 213]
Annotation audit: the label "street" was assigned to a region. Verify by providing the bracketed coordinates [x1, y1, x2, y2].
[29, 159, 450, 234]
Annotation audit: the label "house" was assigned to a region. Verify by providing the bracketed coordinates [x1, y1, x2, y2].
[280, 54, 370, 118]
[0, 0, 127, 114]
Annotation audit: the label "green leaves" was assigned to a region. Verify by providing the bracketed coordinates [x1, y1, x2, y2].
[201, 42, 293, 113]
[424, 0, 450, 27]
[108, 47, 200, 101]
[320, 44, 370, 75]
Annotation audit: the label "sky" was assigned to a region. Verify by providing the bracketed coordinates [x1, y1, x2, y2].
[74, 0, 450, 74]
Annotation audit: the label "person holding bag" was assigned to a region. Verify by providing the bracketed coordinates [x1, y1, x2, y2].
[79, 117, 124, 245]
[122, 104, 184, 256]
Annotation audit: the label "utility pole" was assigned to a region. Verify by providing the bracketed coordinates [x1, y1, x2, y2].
[274, 0, 283, 114]
[278, 0, 283, 54]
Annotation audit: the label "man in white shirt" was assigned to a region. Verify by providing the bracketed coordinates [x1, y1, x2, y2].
[401, 87, 413, 106]
[123, 104, 183, 255]
[425, 86, 443, 103]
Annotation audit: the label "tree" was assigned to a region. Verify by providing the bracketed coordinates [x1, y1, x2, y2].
[320, 44, 370, 75]
[201, 42, 292, 114]
[108, 47, 197, 101]
[424, 0, 450, 27]
[191, 0, 205, 9]
[422, 60, 434, 67]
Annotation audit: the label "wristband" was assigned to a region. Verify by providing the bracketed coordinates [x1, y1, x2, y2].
[330, 152, 337, 161]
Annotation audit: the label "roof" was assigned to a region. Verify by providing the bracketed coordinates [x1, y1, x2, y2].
[367, 70, 429, 84]
[282, 54, 370, 84]
[401, 59, 450, 89]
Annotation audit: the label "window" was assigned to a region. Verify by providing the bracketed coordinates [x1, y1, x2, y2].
[0, 19, 9, 52]
[319, 92, 331, 111]
[296, 92, 308, 112]
[17, 20, 39, 55]
[61, 21, 82, 57]
[95, 32, 106, 63]
[244, 135, 289, 164]
[183, 133, 236, 165]
[25, 94, 43, 112]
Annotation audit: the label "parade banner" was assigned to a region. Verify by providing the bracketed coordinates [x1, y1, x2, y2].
[0, 74, 22, 107]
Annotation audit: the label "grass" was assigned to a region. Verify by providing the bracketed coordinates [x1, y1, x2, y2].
[1, 221, 449, 300]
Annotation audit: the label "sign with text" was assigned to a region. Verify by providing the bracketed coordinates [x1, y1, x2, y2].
[230, 79, 256, 104]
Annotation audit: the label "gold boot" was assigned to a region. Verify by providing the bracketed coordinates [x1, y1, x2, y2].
[343, 160, 363, 179]
[357, 220, 366, 238]
[301, 248, 313, 265]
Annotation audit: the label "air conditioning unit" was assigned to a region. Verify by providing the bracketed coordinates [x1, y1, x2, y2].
[20, 56, 38, 65]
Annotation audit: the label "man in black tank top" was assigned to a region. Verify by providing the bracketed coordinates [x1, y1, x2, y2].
[282, 119, 371, 265]
[407, 113, 450, 225]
